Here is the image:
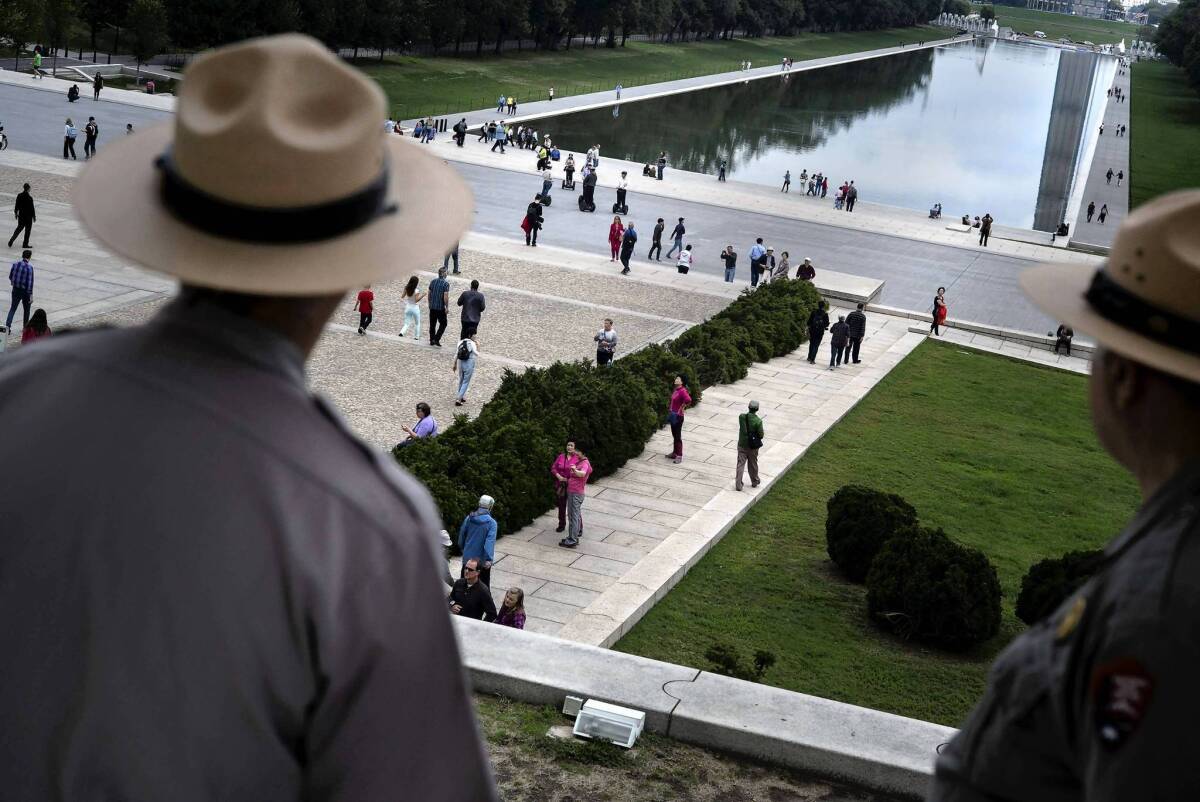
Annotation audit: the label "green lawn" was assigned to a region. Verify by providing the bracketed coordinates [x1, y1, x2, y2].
[977, 5, 1141, 44]
[615, 341, 1140, 727]
[354, 26, 944, 119]
[1129, 61, 1200, 209]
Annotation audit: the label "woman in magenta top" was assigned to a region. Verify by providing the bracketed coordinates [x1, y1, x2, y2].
[608, 216, 625, 261]
[666, 375, 692, 464]
[495, 587, 526, 629]
[550, 441, 579, 534]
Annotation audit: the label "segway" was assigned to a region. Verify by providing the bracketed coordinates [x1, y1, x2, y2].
[612, 201, 629, 215]
[578, 190, 596, 213]
[562, 174, 576, 191]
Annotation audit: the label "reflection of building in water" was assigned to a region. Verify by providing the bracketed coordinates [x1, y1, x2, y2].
[1034, 49, 1099, 231]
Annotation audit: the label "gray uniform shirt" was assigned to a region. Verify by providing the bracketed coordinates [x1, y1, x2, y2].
[0, 297, 496, 802]
[930, 460, 1200, 801]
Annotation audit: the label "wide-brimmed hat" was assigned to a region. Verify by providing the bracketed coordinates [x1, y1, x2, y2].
[1021, 190, 1200, 383]
[74, 34, 472, 295]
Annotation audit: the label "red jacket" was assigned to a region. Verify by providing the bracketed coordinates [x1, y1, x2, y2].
[608, 222, 624, 246]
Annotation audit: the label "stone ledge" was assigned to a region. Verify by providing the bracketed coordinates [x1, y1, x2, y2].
[454, 618, 952, 800]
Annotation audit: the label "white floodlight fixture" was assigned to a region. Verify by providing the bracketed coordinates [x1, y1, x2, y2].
[562, 695, 584, 718]
[571, 699, 646, 748]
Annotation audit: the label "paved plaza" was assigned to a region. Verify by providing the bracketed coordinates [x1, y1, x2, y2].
[1071, 60, 1130, 248]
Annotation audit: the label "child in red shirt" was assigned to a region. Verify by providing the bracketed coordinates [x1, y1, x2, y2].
[354, 286, 374, 335]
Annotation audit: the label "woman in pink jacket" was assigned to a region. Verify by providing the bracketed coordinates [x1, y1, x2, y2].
[666, 375, 692, 464]
[608, 216, 625, 261]
[550, 441, 579, 534]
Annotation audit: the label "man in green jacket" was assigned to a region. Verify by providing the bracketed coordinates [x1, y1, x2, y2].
[736, 400, 764, 491]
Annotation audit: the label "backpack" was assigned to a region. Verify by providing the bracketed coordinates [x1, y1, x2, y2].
[457, 340, 472, 361]
[740, 414, 763, 449]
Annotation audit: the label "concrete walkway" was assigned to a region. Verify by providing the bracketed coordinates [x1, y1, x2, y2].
[1071, 61, 1129, 250]
[451, 313, 924, 638]
[400, 34, 972, 128]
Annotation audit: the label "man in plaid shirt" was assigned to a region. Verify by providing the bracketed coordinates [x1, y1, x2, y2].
[5, 249, 33, 332]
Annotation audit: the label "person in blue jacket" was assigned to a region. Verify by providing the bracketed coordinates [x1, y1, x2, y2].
[459, 494, 498, 589]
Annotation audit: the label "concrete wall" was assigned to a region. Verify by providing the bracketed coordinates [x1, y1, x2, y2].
[455, 618, 955, 800]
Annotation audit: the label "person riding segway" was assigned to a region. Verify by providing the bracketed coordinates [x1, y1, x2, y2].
[612, 170, 629, 215]
[562, 155, 576, 190]
[579, 169, 597, 212]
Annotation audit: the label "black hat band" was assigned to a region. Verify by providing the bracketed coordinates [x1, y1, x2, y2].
[1085, 269, 1200, 356]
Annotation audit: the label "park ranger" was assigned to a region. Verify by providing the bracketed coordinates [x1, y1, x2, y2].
[0, 36, 496, 801]
[929, 190, 1200, 800]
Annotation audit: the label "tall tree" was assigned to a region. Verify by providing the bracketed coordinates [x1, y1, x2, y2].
[41, 0, 75, 70]
[0, 0, 43, 69]
[126, 0, 166, 73]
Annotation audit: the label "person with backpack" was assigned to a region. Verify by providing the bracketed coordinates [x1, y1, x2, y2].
[522, 196, 543, 246]
[453, 333, 478, 406]
[735, 400, 764, 491]
[83, 117, 99, 159]
[452, 118, 467, 147]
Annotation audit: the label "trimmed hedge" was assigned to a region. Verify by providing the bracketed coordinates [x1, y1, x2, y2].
[395, 279, 822, 538]
[1015, 549, 1105, 625]
[825, 485, 920, 582]
[866, 526, 1002, 651]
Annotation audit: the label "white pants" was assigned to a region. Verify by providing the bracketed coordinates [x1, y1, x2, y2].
[400, 304, 421, 340]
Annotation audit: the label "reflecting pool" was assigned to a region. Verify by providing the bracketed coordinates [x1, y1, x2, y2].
[525, 39, 1115, 230]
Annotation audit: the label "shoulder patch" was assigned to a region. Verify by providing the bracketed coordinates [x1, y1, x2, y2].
[1090, 657, 1155, 750]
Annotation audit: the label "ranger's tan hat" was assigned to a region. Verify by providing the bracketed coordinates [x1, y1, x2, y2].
[1021, 190, 1200, 383]
[74, 34, 471, 295]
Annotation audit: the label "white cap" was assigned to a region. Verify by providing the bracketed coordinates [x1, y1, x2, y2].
[479, 495, 495, 511]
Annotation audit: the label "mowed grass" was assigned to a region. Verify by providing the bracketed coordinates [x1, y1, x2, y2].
[1129, 61, 1200, 209]
[615, 341, 1140, 727]
[354, 26, 943, 118]
[978, 5, 1141, 44]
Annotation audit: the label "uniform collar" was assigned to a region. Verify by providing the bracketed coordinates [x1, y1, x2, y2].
[1105, 459, 1200, 558]
[152, 295, 307, 388]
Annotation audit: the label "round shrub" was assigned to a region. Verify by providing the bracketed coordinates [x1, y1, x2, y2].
[1015, 549, 1104, 625]
[866, 527, 1002, 651]
[825, 485, 919, 582]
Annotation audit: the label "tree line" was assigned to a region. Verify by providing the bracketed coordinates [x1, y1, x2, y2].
[0, 0, 944, 65]
[1156, 0, 1200, 90]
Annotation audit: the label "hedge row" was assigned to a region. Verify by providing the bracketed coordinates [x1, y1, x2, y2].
[826, 485, 1002, 651]
[395, 279, 823, 539]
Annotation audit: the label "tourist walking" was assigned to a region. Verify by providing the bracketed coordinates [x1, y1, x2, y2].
[666, 218, 686, 259]
[615, 83, 622, 100]
[8, 183, 35, 249]
[453, 332, 478, 405]
[83, 116, 99, 159]
[676, 244, 693, 274]
[63, 118, 77, 160]
[5, 248, 34, 333]
[979, 212, 993, 247]
[796, 256, 815, 282]
[1117, 170, 1124, 187]
[522, 196, 543, 246]
[608, 216, 625, 261]
[1106, 168, 1113, 185]
[748, 237, 767, 287]
[559, 446, 593, 548]
[594, 318, 617, 365]
[443, 243, 460, 274]
[845, 181, 858, 212]
[829, 315, 850, 368]
[458, 495, 498, 589]
[931, 286, 948, 335]
[666, 376, 692, 464]
[930, 191, 1200, 802]
[735, 400, 764, 491]
[548, 86, 554, 101]
[354, 284, 373, 334]
[31, 48, 43, 78]
[397, 275, 425, 340]
[782, 170, 791, 192]
[718, 159, 727, 181]
[620, 222, 637, 274]
[648, 217, 664, 261]
[0, 35, 496, 801]
[721, 245, 737, 282]
[806, 300, 829, 363]
[656, 151, 666, 181]
[495, 588, 526, 629]
[551, 441, 579, 532]
[1087, 201, 1096, 222]
[497, 94, 506, 113]
[491, 124, 507, 152]
[453, 117, 467, 147]
[428, 266, 450, 346]
[449, 559, 497, 622]
[846, 302, 867, 363]
[457, 279, 485, 339]
[1099, 203, 1109, 224]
